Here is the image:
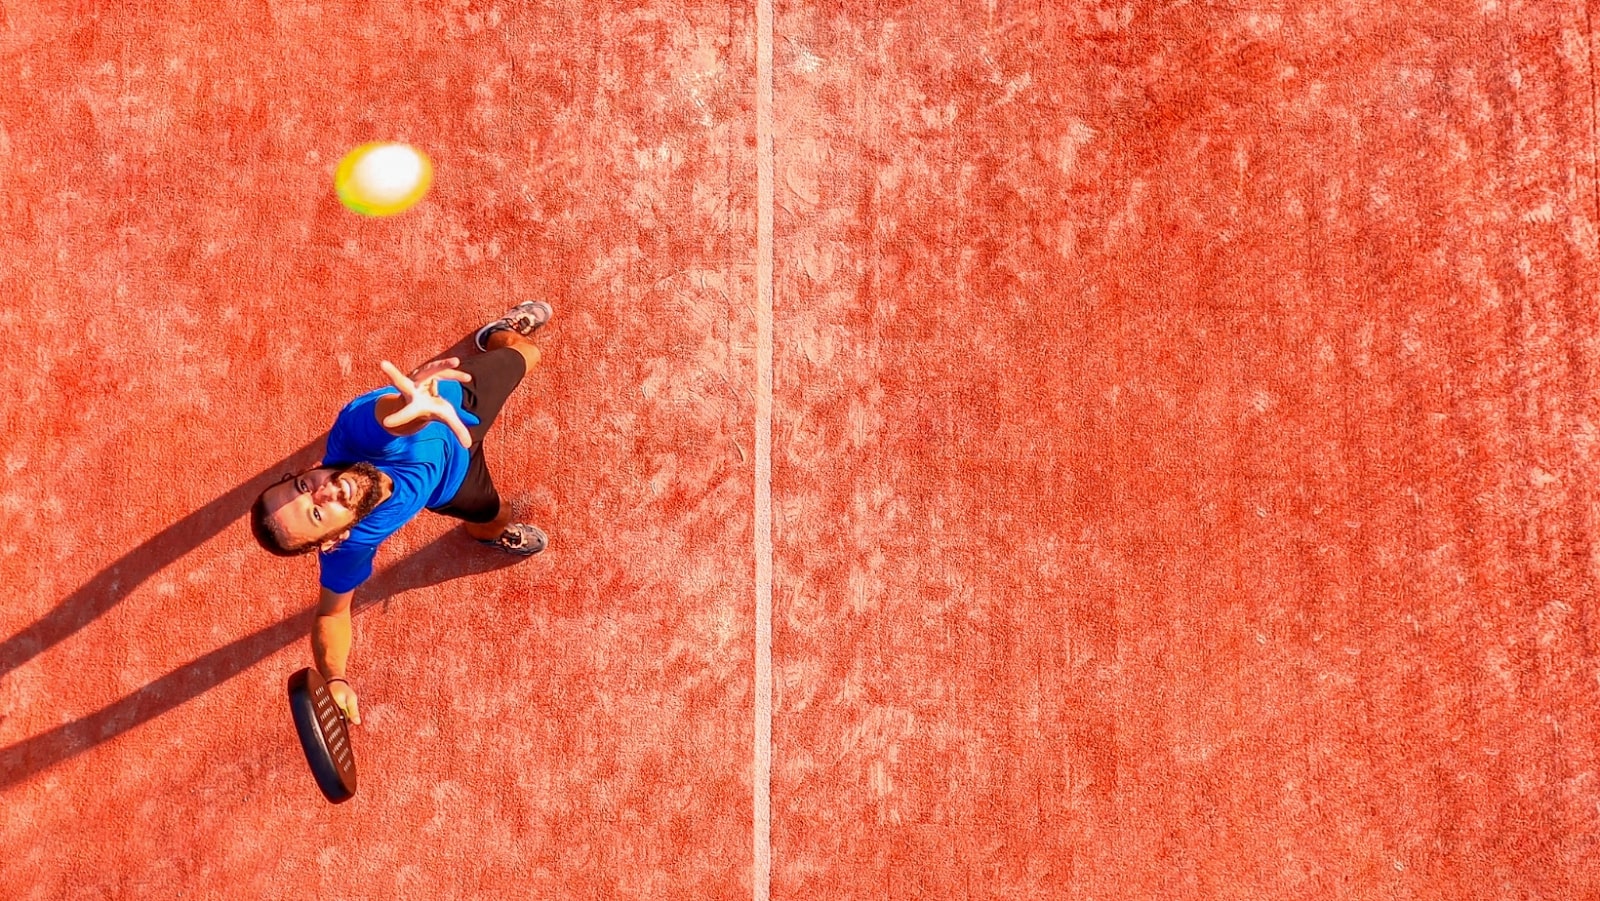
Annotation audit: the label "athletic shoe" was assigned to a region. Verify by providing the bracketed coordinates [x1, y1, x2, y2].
[475, 301, 554, 352]
[479, 523, 547, 556]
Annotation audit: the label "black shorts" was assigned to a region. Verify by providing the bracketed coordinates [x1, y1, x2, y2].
[427, 347, 527, 524]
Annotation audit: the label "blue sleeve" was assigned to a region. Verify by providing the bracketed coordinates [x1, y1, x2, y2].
[326, 393, 403, 465]
[319, 544, 377, 593]
[437, 381, 479, 426]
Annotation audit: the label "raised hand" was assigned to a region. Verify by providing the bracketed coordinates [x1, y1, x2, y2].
[379, 359, 474, 448]
[408, 357, 474, 386]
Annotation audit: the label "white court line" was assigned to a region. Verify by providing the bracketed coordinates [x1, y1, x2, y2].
[753, 0, 775, 898]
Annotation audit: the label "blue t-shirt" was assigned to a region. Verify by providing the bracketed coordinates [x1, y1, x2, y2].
[317, 382, 479, 592]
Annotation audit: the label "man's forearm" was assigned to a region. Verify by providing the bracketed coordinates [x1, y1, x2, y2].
[312, 588, 356, 678]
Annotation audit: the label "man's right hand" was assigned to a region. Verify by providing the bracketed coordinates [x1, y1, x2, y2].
[312, 587, 359, 724]
[328, 678, 361, 725]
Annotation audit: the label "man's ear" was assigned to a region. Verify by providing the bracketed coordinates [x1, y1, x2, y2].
[318, 530, 351, 553]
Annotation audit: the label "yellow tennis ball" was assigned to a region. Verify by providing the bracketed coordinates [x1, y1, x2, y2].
[334, 142, 433, 216]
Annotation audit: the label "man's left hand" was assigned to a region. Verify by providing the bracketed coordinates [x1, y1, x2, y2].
[408, 357, 473, 386]
[378, 358, 475, 447]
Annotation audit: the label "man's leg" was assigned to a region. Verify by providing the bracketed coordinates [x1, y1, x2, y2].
[432, 301, 551, 555]
[430, 449, 547, 555]
[462, 502, 514, 541]
[450, 299, 551, 445]
[473, 300, 551, 364]
[460, 330, 539, 537]
[484, 328, 540, 372]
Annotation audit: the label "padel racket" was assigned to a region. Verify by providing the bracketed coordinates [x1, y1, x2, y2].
[287, 667, 358, 804]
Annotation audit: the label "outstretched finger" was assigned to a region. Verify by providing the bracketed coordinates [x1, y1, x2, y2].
[380, 360, 416, 393]
[428, 367, 474, 385]
[380, 405, 417, 431]
[411, 358, 472, 383]
[438, 405, 474, 448]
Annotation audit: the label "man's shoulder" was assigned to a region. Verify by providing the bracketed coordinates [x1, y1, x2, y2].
[353, 489, 428, 543]
[327, 388, 404, 462]
[333, 387, 398, 425]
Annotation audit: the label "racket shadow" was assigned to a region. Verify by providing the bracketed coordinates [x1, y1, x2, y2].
[0, 529, 532, 790]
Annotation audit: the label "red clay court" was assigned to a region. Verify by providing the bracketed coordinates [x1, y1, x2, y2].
[2, 0, 1599, 898]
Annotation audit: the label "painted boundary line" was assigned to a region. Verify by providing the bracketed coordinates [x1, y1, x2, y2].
[753, 0, 775, 898]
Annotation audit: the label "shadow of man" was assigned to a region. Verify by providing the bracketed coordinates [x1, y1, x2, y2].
[0, 524, 527, 790]
[0, 323, 540, 789]
[1, 316, 495, 681]
[0, 437, 328, 680]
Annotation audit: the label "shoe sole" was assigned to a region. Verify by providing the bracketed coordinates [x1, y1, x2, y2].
[475, 301, 553, 352]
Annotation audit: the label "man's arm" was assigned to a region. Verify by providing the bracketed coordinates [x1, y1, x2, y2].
[312, 586, 361, 724]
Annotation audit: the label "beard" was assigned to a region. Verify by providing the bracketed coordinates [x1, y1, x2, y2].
[337, 462, 387, 521]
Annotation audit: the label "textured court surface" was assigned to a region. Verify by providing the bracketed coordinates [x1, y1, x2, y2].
[3, 1, 1600, 898]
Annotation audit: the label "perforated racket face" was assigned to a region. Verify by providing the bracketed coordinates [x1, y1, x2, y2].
[288, 668, 358, 803]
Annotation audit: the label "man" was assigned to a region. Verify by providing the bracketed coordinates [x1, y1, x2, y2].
[250, 301, 553, 725]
